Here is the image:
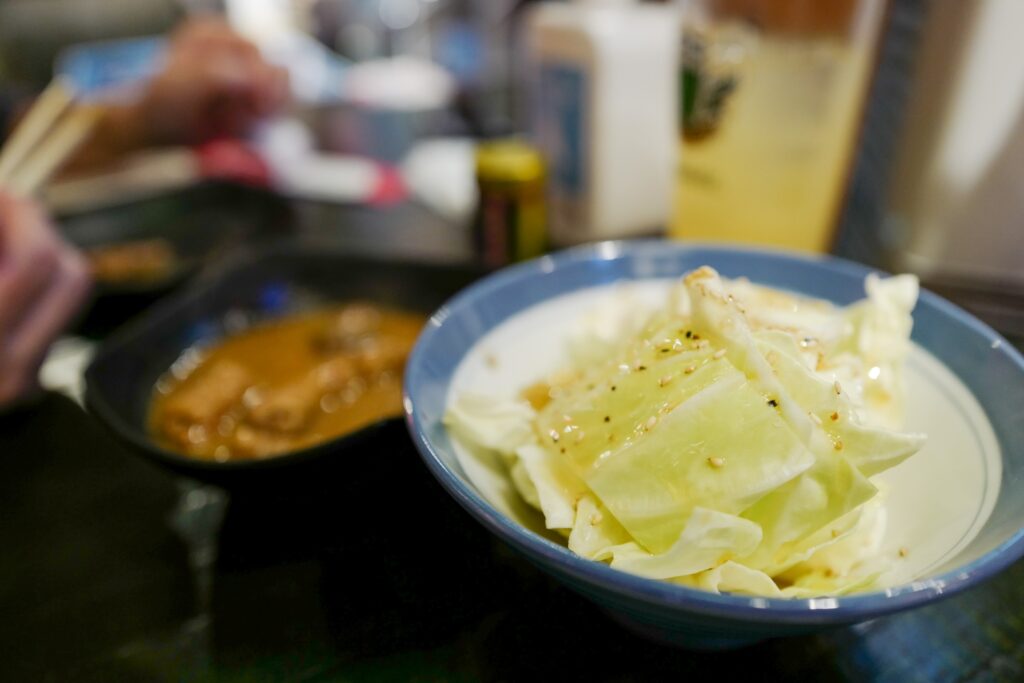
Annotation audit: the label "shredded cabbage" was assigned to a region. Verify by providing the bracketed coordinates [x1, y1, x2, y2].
[445, 267, 924, 597]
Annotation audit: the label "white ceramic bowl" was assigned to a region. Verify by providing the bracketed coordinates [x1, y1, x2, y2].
[404, 242, 1024, 648]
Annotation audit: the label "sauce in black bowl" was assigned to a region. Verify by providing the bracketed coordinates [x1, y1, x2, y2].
[84, 241, 481, 492]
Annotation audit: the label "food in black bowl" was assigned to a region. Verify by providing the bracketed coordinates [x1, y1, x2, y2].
[150, 303, 423, 461]
[84, 242, 481, 490]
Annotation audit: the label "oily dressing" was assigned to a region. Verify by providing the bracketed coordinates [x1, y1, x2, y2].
[150, 305, 423, 461]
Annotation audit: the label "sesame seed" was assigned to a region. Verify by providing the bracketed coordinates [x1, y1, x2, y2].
[899, 547, 909, 558]
[659, 375, 672, 387]
[707, 456, 725, 468]
[589, 512, 603, 525]
[713, 348, 727, 360]
[575, 430, 586, 443]
[684, 366, 696, 374]
[645, 416, 658, 430]
[810, 412, 823, 425]
[831, 529, 840, 539]
[563, 425, 573, 434]
[834, 380, 842, 395]
[549, 430, 560, 443]
[833, 438, 844, 451]
[830, 411, 839, 421]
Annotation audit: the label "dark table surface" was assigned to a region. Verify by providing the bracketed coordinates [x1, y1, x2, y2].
[2, 193, 1024, 682]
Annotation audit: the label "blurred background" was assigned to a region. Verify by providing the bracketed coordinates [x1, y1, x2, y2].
[2, 0, 1024, 679]
[3, 0, 1021, 336]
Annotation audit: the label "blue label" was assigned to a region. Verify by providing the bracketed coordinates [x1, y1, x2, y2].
[537, 63, 586, 197]
[55, 37, 167, 99]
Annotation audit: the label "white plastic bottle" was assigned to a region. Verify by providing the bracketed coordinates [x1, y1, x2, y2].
[526, 0, 678, 245]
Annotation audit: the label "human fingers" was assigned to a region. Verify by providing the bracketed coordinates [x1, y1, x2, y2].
[171, 17, 263, 63]
[0, 246, 91, 402]
[253, 63, 291, 116]
[223, 53, 290, 120]
[0, 193, 61, 337]
[200, 53, 287, 134]
[170, 16, 235, 47]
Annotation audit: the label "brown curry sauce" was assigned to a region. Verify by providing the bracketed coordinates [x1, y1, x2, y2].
[149, 304, 424, 461]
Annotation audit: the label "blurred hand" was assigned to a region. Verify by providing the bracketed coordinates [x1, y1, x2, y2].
[135, 17, 290, 145]
[58, 18, 289, 174]
[0, 192, 91, 407]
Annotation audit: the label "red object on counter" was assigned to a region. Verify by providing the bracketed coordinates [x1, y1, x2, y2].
[368, 165, 407, 206]
[196, 140, 271, 187]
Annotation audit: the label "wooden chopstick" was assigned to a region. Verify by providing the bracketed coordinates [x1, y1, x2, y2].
[0, 79, 75, 183]
[0, 78, 102, 197]
[5, 105, 103, 196]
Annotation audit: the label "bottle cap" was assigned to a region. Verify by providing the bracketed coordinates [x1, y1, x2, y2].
[475, 139, 545, 184]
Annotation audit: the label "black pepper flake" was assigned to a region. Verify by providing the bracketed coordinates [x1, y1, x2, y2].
[604, 416, 611, 423]
[692, 333, 701, 340]
[685, 330, 692, 339]
[660, 348, 670, 353]
[611, 385, 617, 391]
[767, 399, 779, 408]
[637, 365, 647, 371]
[560, 447, 566, 454]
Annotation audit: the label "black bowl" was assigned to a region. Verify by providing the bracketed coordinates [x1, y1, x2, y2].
[58, 181, 293, 338]
[58, 181, 293, 295]
[84, 241, 482, 491]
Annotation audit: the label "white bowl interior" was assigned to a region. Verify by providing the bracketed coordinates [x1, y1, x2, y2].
[446, 281, 1002, 590]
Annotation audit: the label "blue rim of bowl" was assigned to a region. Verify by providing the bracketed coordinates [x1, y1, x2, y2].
[403, 240, 1024, 625]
